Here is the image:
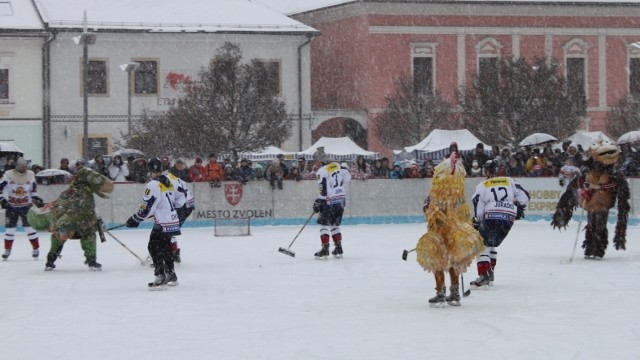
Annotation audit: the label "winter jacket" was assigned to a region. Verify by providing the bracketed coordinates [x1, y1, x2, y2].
[205, 161, 224, 182]
[188, 164, 207, 182]
[235, 165, 254, 184]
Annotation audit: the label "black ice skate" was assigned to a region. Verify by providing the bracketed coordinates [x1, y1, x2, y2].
[332, 243, 343, 258]
[148, 274, 168, 291]
[428, 291, 446, 308]
[166, 271, 179, 287]
[446, 285, 461, 306]
[2, 249, 10, 260]
[85, 260, 102, 271]
[44, 253, 58, 271]
[470, 275, 491, 289]
[314, 244, 330, 260]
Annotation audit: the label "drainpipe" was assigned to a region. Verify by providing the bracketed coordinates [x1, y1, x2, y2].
[42, 31, 56, 168]
[297, 33, 315, 151]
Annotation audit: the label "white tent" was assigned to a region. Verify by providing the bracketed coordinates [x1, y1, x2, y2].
[299, 137, 378, 161]
[238, 146, 297, 161]
[401, 129, 490, 161]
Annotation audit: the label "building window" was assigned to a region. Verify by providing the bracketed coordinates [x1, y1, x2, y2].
[413, 57, 433, 96]
[478, 57, 499, 89]
[566, 58, 587, 116]
[134, 60, 158, 95]
[410, 42, 438, 96]
[0, 69, 8, 100]
[255, 60, 281, 97]
[630, 58, 640, 98]
[84, 60, 107, 95]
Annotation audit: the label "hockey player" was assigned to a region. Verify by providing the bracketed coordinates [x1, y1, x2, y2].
[313, 160, 351, 259]
[165, 168, 196, 263]
[470, 159, 530, 288]
[0, 158, 44, 260]
[126, 158, 181, 290]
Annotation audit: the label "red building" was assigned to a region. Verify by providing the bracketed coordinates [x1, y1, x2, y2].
[291, 0, 640, 156]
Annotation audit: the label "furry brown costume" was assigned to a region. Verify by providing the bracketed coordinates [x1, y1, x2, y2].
[551, 140, 630, 259]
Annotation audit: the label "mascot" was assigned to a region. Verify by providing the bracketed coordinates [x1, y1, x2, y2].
[28, 167, 114, 270]
[416, 153, 484, 307]
[551, 140, 630, 259]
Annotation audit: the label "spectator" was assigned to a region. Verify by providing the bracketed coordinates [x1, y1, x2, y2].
[290, 165, 302, 182]
[559, 157, 581, 187]
[235, 158, 253, 185]
[496, 148, 511, 168]
[91, 155, 110, 178]
[370, 159, 385, 178]
[160, 156, 171, 172]
[564, 144, 583, 168]
[307, 161, 321, 180]
[491, 145, 501, 159]
[379, 157, 392, 178]
[420, 159, 434, 178]
[276, 154, 289, 180]
[169, 159, 190, 182]
[188, 157, 207, 182]
[389, 162, 404, 179]
[405, 163, 421, 178]
[313, 146, 327, 163]
[59, 158, 71, 173]
[205, 153, 223, 188]
[525, 149, 545, 176]
[108, 155, 129, 182]
[223, 163, 235, 181]
[469, 160, 483, 177]
[350, 155, 371, 180]
[541, 146, 558, 176]
[266, 158, 284, 190]
[70, 159, 85, 175]
[297, 157, 310, 179]
[505, 155, 526, 177]
[466, 143, 490, 173]
[128, 158, 148, 183]
[253, 162, 265, 181]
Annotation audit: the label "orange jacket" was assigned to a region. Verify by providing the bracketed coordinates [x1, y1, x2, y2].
[205, 161, 224, 182]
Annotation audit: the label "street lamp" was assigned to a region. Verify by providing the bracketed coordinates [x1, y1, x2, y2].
[119, 62, 140, 136]
[73, 11, 96, 161]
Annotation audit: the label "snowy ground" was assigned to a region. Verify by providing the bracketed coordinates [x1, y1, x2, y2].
[2, 220, 640, 360]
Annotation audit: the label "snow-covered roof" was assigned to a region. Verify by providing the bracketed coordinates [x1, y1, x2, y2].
[33, 0, 318, 34]
[1, 0, 44, 30]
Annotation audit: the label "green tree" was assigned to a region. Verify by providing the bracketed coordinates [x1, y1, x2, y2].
[457, 57, 582, 147]
[375, 74, 453, 150]
[123, 42, 291, 159]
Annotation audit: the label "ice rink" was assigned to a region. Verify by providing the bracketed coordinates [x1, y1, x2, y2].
[2, 220, 639, 359]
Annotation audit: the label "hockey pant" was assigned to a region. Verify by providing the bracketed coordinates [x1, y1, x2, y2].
[148, 229, 175, 276]
[4, 206, 39, 250]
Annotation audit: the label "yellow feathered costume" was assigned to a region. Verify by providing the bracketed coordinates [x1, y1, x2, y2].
[416, 154, 484, 295]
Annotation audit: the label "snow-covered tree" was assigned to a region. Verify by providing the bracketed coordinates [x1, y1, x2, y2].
[375, 74, 453, 150]
[606, 97, 640, 139]
[124, 42, 291, 159]
[457, 57, 582, 147]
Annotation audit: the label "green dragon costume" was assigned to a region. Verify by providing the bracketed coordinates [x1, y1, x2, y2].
[28, 167, 113, 271]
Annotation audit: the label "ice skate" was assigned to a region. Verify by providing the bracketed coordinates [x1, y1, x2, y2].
[2, 249, 10, 260]
[470, 275, 491, 289]
[44, 253, 58, 271]
[32, 248, 39, 259]
[166, 271, 179, 287]
[173, 248, 181, 263]
[446, 285, 461, 306]
[148, 274, 168, 291]
[85, 260, 102, 271]
[428, 291, 446, 308]
[487, 268, 495, 285]
[314, 244, 330, 260]
[332, 243, 343, 258]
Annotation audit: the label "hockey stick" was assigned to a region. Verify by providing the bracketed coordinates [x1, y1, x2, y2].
[562, 207, 585, 264]
[278, 212, 315, 257]
[461, 274, 470, 297]
[106, 223, 127, 231]
[402, 248, 416, 261]
[104, 230, 146, 266]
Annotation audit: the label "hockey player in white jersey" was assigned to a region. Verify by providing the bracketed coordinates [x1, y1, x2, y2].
[0, 158, 45, 260]
[165, 168, 196, 263]
[313, 161, 351, 259]
[126, 158, 180, 290]
[470, 159, 530, 288]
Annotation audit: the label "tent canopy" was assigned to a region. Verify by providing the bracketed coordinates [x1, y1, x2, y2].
[299, 137, 378, 161]
[401, 129, 490, 161]
[562, 131, 614, 149]
[238, 146, 297, 161]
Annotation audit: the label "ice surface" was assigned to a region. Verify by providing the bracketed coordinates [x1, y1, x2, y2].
[1, 220, 639, 359]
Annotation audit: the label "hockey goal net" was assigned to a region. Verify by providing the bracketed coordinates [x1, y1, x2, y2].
[214, 217, 251, 236]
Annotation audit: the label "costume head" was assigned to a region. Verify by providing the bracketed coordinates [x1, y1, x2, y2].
[588, 140, 619, 166]
[73, 167, 114, 198]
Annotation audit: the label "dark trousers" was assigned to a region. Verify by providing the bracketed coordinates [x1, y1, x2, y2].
[148, 228, 174, 276]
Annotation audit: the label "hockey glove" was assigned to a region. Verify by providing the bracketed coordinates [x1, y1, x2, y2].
[516, 204, 526, 220]
[32, 196, 45, 208]
[313, 198, 324, 213]
[422, 196, 431, 213]
[125, 216, 140, 228]
[0, 198, 7, 209]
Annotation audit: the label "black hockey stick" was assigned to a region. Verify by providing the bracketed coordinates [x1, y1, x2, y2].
[461, 274, 470, 297]
[402, 248, 416, 261]
[106, 223, 127, 231]
[278, 212, 315, 257]
[104, 230, 146, 266]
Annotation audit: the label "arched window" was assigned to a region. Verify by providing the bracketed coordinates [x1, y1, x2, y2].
[410, 42, 438, 96]
[627, 42, 640, 99]
[475, 38, 502, 88]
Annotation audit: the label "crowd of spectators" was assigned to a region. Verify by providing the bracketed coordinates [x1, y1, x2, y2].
[3, 138, 640, 188]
